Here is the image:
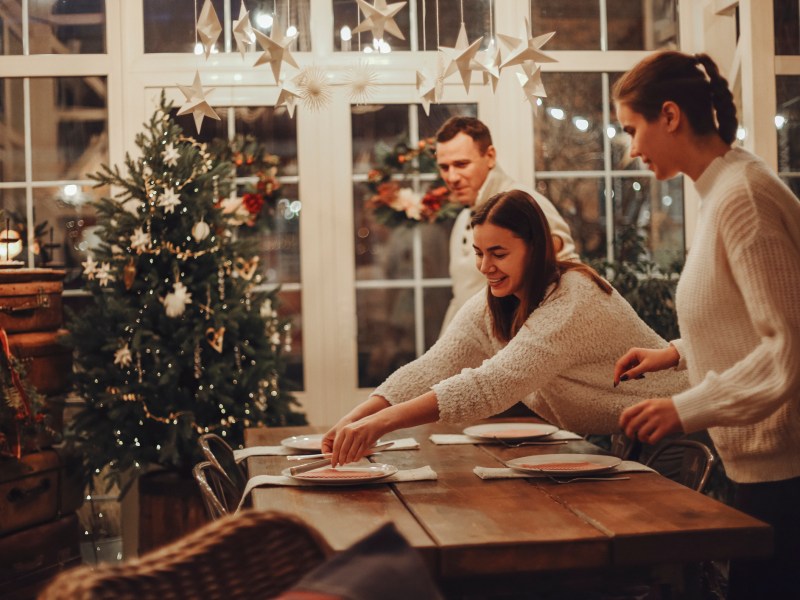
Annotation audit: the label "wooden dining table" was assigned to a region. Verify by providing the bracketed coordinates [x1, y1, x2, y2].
[244, 420, 771, 597]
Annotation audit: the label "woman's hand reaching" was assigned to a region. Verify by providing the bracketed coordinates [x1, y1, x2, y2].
[613, 345, 680, 387]
[619, 397, 683, 444]
[328, 415, 388, 467]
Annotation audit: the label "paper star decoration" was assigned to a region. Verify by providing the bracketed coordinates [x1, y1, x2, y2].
[96, 262, 114, 287]
[416, 70, 437, 116]
[439, 23, 484, 94]
[162, 282, 192, 318]
[498, 19, 556, 70]
[82, 255, 98, 280]
[196, 0, 222, 59]
[473, 44, 502, 93]
[158, 187, 182, 214]
[162, 142, 180, 167]
[275, 77, 302, 118]
[177, 70, 221, 134]
[114, 343, 133, 368]
[130, 227, 151, 251]
[352, 0, 407, 41]
[344, 61, 379, 104]
[253, 18, 299, 83]
[295, 66, 333, 112]
[232, 0, 255, 59]
[516, 62, 547, 103]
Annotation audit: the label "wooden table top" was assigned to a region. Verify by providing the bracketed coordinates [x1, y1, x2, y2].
[244, 420, 771, 588]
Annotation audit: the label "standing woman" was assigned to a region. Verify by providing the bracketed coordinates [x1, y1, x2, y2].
[612, 51, 800, 598]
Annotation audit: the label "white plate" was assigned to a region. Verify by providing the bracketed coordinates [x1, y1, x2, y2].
[282, 463, 398, 485]
[280, 433, 325, 452]
[505, 454, 621, 475]
[463, 423, 559, 441]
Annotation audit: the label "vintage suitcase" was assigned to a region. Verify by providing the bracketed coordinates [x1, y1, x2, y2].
[0, 512, 81, 599]
[7, 329, 71, 396]
[0, 269, 65, 333]
[0, 449, 84, 536]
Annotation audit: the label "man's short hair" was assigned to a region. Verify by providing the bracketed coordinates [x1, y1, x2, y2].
[435, 116, 493, 154]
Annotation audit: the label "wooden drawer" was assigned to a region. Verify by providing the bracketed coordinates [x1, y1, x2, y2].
[7, 329, 71, 396]
[0, 269, 65, 333]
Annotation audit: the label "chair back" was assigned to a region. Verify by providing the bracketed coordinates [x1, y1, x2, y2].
[609, 432, 639, 460]
[193, 460, 243, 519]
[644, 439, 716, 493]
[38, 510, 332, 600]
[199, 433, 248, 494]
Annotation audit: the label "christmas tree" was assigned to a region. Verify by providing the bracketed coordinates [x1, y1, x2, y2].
[67, 94, 305, 488]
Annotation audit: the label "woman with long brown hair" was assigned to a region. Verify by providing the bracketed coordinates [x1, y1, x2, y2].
[323, 190, 687, 465]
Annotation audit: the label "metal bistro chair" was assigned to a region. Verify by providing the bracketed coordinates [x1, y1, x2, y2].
[38, 510, 333, 600]
[645, 438, 716, 493]
[198, 433, 248, 495]
[193, 460, 244, 520]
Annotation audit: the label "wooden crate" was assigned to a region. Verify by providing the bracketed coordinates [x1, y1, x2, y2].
[0, 269, 65, 333]
[7, 329, 71, 396]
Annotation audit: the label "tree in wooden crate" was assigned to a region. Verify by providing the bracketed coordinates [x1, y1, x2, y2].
[67, 94, 305, 488]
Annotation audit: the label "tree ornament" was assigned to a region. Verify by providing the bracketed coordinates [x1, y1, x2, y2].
[192, 219, 211, 242]
[158, 187, 182, 214]
[161, 281, 192, 318]
[234, 256, 259, 281]
[162, 142, 180, 167]
[295, 66, 333, 112]
[498, 19, 556, 70]
[114, 343, 133, 368]
[177, 70, 221, 134]
[205, 326, 225, 353]
[253, 17, 299, 84]
[96, 262, 115, 287]
[352, 0, 407, 41]
[123, 258, 136, 290]
[196, 0, 222, 59]
[232, 0, 255, 59]
[130, 227, 151, 252]
[82, 254, 98, 280]
[439, 23, 484, 94]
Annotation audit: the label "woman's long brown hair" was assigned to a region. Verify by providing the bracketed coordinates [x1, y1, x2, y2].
[471, 190, 611, 342]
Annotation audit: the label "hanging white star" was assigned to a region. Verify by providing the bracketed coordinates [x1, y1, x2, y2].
[439, 23, 484, 94]
[352, 0, 407, 41]
[253, 18, 299, 83]
[82, 255, 98, 280]
[275, 77, 302, 118]
[473, 43, 502, 93]
[130, 227, 151, 252]
[163, 142, 180, 167]
[344, 61, 379, 104]
[295, 66, 333, 112]
[232, 0, 255, 59]
[158, 187, 182, 214]
[162, 282, 192, 318]
[177, 70, 221, 134]
[498, 19, 556, 70]
[96, 262, 114, 287]
[196, 0, 222, 59]
[517, 62, 547, 104]
[416, 70, 437, 116]
[114, 343, 133, 368]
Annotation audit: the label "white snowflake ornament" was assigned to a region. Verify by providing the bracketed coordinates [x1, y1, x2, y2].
[82, 255, 98, 280]
[130, 227, 151, 252]
[158, 187, 182, 214]
[96, 262, 115, 287]
[162, 281, 192, 318]
[163, 143, 180, 166]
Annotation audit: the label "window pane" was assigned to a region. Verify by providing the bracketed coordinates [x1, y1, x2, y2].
[415, 0, 491, 50]
[170, 105, 229, 141]
[30, 77, 108, 181]
[612, 175, 684, 268]
[421, 220, 453, 278]
[277, 289, 304, 391]
[607, 0, 678, 51]
[535, 73, 604, 172]
[357, 287, 415, 387]
[0, 78, 26, 182]
[29, 0, 106, 54]
[0, 2, 24, 55]
[774, 0, 800, 55]
[0, 188, 27, 260]
[535, 177, 606, 261]
[777, 76, 800, 175]
[532, 0, 600, 50]
[423, 286, 451, 350]
[352, 104, 409, 175]
[234, 106, 298, 175]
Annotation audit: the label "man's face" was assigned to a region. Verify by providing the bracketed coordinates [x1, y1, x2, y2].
[436, 132, 496, 206]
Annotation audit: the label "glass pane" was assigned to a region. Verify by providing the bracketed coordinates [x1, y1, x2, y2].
[612, 175, 684, 268]
[352, 104, 410, 175]
[0, 188, 26, 261]
[534, 177, 606, 262]
[0, 1, 24, 55]
[32, 184, 104, 288]
[357, 287, 415, 388]
[420, 220, 453, 278]
[423, 286, 451, 350]
[774, 0, 800, 55]
[607, 0, 678, 51]
[777, 76, 800, 173]
[534, 73, 604, 172]
[29, 77, 108, 181]
[277, 289, 304, 390]
[0, 78, 26, 182]
[416, 103, 477, 138]
[354, 197, 414, 281]
[532, 0, 600, 50]
[415, 0, 491, 51]
[170, 106, 229, 141]
[29, 0, 106, 54]
[234, 106, 298, 174]
[608, 72, 637, 170]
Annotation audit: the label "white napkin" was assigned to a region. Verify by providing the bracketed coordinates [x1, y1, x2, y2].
[430, 430, 583, 445]
[233, 437, 420, 460]
[473, 461, 657, 480]
[235, 466, 438, 513]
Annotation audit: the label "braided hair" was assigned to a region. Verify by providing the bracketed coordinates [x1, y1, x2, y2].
[612, 51, 738, 145]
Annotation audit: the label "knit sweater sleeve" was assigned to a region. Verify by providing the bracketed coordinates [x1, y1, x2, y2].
[433, 273, 595, 423]
[673, 182, 800, 431]
[371, 292, 492, 405]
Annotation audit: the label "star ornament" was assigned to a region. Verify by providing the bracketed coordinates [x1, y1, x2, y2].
[352, 0, 407, 41]
[114, 343, 133, 368]
[473, 44, 502, 93]
[82, 254, 98, 280]
[232, 0, 255, 59]
[498, 19, 557, 70]
[158, 187, 182, 214]
[517, 63, 547, 104]
[439, 23, 484, 94]
[416, 70, 437, 116]
[253, 18, 299, 83]
[196, 0, 223, 59]
[177, 70, 221, 134]
[275, 78, 302, 118]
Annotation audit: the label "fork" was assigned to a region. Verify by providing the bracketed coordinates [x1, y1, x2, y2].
[547, 475, 630, 484]
[497, 439, 569, 448]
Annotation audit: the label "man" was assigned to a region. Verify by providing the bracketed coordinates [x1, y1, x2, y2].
[436, 116, 578, 331]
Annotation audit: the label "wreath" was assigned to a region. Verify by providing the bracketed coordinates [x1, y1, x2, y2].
[365, 138, 461, 227]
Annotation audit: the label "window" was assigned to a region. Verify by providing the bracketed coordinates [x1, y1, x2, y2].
[776, 76, 800, 198]
[1, 0, 106, 55]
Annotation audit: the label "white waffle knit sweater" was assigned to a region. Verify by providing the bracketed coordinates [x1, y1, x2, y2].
[671, 147, 800, 484]
[373, 271, 688, 434]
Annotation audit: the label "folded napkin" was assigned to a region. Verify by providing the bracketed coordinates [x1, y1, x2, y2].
[430, 430, 583, 445]
[235, 466, 437, 513]
[473, 461, 657, 480]
[234, 437, 420, 460]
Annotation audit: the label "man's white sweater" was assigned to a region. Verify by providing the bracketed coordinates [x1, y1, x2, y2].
[672, 147, 800, 483]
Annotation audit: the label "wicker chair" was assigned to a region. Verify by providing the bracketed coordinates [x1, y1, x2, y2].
[38, 510, 332, 600]
[193, 460, 244, 519]
[645, 439, 716, 493]
[198, 433, 248, 495]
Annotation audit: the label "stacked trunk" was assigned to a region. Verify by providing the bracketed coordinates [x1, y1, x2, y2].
[0, 268, 82, 599]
